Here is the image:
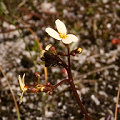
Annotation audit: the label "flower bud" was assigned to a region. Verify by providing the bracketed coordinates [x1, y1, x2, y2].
[70, 51, 76, 56]
[62, 68, 67, 75]
[76, 48, 82, 54]
[70, 47, 82, 56]
[47, 82, 51, 86]
[50, 46, 56, 51]
[35, 72, 40, 79]
[49, 91, 53, 95]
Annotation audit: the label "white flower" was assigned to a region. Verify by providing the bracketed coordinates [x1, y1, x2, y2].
[18, 74, 27, 104]
[19, 74, 27, 92]
[45, 19, 78, 44]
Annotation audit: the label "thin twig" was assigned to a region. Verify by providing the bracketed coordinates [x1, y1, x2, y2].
[0, 66, 20, 120]
[13, 15, 48, 84]
[44, 67, 48, 84]
[114, 83, 120, 120]
[13, 15, 43, 51]
[0, 26, 27, 34]
[54, 79, 69, 89]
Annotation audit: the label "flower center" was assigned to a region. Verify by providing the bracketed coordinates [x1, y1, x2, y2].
[24, 86, 28, 91]
[59, 33, 68, 39]
[21, 86, 27, 91]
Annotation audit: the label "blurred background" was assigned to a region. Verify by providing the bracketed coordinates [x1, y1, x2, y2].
[0, 0, 120, 120]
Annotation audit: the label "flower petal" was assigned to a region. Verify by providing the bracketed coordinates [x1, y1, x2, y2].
[62, 34, 78, 44]
[22, 73, 25, 84]
[62, 37, 73, 44]
[67, 34, 78, 42]
[40, 50, 45, 58]
[45, 44, 52, 50]
[45, 28, 61, 40]
[19, 74, 26, 91]
[19, 75, 23, 90]
[55, 19, 67, 35]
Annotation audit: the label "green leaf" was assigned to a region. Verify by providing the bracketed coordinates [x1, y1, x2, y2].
[32, 40, 39, 52]
[0, 2, 8, 14]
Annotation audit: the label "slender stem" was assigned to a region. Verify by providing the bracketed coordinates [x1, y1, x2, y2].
[66, 45, 91, 120]
[54, 79, 69, 89]
[115, 83, 120, 120]
[44, 67, 48, 84]
[0, 67, 20, 120]
[57, 56, 68, 70]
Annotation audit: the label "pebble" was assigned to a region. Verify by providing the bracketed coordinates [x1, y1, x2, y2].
[91, 94, 100, 105]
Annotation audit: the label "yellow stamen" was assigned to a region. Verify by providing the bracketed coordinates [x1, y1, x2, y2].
[36, 84, 45, 92]
[40, 86, 45, 92]
[59, 33, 68, 39]
[23, 86, 28, 91]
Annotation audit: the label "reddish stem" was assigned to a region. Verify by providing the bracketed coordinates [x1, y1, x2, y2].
[66, 45, 91, 120]
[53, 79, 69, 89]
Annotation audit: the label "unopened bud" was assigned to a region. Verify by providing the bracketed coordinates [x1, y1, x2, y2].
[62, 68, 67, 74]
[70, 51, 76, 56]
[76, 48, 82, 53]
[49, 91, 53, 95]
[35, 72, 40, 79]
[47, 82, 51, 86]
[70, 47, 82, 56]
[50, 46, 55, 51]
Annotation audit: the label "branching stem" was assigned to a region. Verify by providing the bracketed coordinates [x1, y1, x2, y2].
[54, 79, 69, 89]
[66, 45, 91, 120]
